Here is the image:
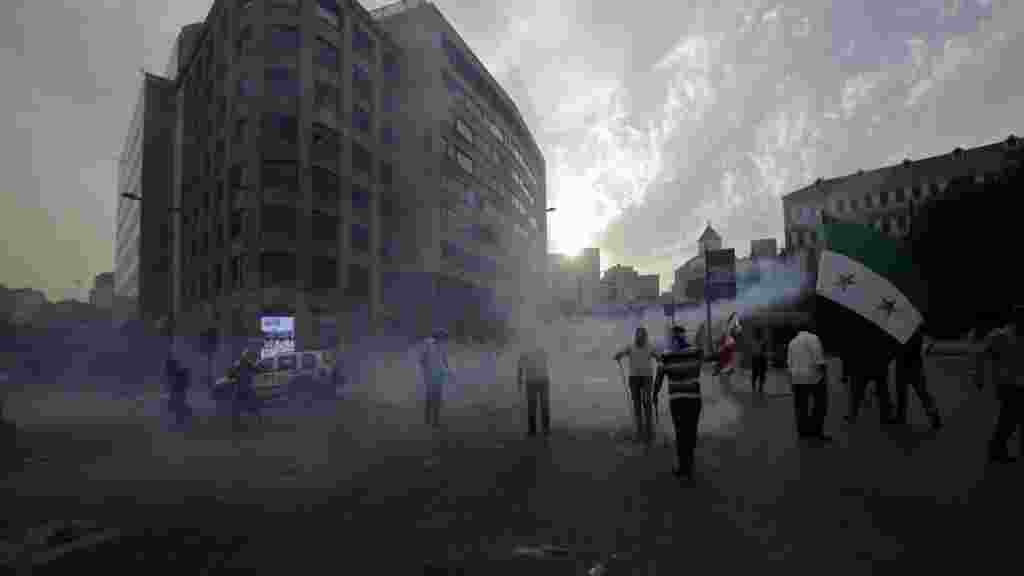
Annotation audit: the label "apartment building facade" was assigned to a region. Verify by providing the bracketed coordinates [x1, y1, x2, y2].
[117, 0, 546, 356]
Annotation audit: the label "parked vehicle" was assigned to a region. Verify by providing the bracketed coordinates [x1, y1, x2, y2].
[211, 349, 341, 412]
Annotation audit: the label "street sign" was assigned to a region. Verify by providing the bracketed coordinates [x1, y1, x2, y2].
[706, 248, 737, 301]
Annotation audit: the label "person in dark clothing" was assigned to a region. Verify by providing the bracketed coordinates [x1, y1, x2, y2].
[233, 349, 261, 430]
[979, 305, 1024, 464]
[654, 325, 704, 482]
[518, 344, 551, 438]
[845, 359, 894, 426]
[894, 329, 942, 430]
[749, 327, 769, 397]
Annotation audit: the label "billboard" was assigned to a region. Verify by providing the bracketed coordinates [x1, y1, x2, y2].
[705, 248, 737, 301]
[260, 315, 295, 359]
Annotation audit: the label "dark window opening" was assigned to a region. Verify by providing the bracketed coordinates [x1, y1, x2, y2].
[894, 187, 906, 203]
[262, 113, 298, 145]
[380, 162, 393, 187]
[312, 256, 338, 291]
[261, 252, 296, 288]
[230, 163, 248, 188]
[312, 123, 340, 165]
[312, 210, 338, 243]
[381, 122, 397, 146]
[346, 263, 370, 299]
[262, 204, 297, 241]
[383, 52, 399, 82]
[262, 161, 298, 195]
[352, 143, 372, 175]
[352, 184, 370, 217]
[353, 103, 370, 133]
[352, 25, 374, 56]
[317, 38, 339, 69]
[879, 190, 889, 207]
[265, 67, 300, 97]
[351, 224, 370, 253]
[312, 166, 339, 203]
[231, 210, 245, 239]
[317, 0, 340, 28]
[269, 26, 300, 51]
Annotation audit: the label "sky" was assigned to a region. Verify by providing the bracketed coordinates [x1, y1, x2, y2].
[1, 0, 1020, 302]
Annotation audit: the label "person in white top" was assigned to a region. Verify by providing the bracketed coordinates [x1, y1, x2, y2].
[787, 321, 833, 443]
[614, 327, 659, 445]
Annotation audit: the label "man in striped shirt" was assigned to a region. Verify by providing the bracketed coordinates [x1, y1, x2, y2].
[654, 325, 705, 482]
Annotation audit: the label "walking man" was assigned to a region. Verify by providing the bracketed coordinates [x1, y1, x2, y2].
[787, 321, 833, 444]
[894, 328, 942, 430]
[518, 343, 551, 438]
[614, 327, 659, 445]
[654, 325, 704, 482]
[979, 305, 1024, 464]
[749, 327, 769, 397]
[232, 349, 261, 431]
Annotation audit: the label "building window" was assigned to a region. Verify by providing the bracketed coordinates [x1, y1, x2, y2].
[352, 183, 370, 217]
[352, 25, 374, 57]
[312, 256, 337, 291]
[879, 190, 889, 207]
[238, 0, 254, 12]
[314, 82, 339, 125]
[850, 198, 859, 211]
[353, 103, 371, 134]
[265, 67, 300, 97]
[351, 224, 370, 253]
[864, 194, 873, 209]
[898, 214, 908, 231]
[231, 254, 247, 290]
[352, 62, 373, 102]
[383, 52, 399, 82]
[382, 89, 398, 113]
[835, 199, 845, 213]
[262, 161, 299, 195]
[261, 252, 296, 288]
[380, 235, 395, 261]
[262, 204, 298, 241]
[235, 27, 252, 61]
[230, 163, 249, 188]
[262, 113, 298, 145]
[312, 210, 338, 243]
[317, 0, 340, 28]
[455, 118, 474, 144]
[317, 38, 339, 70]
[269, 26, 300, 52]
[379, 161, 393, 187]
[238, 74, 254, 97]
[312, 166, 339, 203]
[381, 122, 397, 146]
[380, 193, 395, 220]
[231, 210, 245, 239]
[213, 263, 223, 296]
[311, 123, 340, 165]
[913, 185, 922, 200]
[346, 263, 369, 299]
[894, 187, 906, 203]
[352, 142, 372, 175]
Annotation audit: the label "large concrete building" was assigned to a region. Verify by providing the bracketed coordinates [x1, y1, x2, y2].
[117, 0, 545, 358]
[114, 73, 177, 326]
[547, 247, 601, 314]
[782, 135, 1023, 255]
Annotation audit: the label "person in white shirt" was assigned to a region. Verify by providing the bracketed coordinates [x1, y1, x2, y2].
[614, 327, 659, 445]
[787, 321, 833, 443]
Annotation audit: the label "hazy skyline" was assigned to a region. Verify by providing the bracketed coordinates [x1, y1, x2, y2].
[1, 0, 1020, 301]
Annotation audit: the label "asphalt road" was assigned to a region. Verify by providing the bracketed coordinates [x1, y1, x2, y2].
[2, 351, 1021, 574]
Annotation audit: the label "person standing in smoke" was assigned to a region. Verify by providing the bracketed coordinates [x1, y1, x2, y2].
[893, 327, 942, 430]
[749, 327, 769, 398]
[419, 329, 452, 428]
[654, 325, 704, 482]
[614, 327, 659, 446]
[518, 342, 551, 438]
[713, 317, 741, 395]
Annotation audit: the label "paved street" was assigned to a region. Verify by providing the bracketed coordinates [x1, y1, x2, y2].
[2, 349, 1021, 573]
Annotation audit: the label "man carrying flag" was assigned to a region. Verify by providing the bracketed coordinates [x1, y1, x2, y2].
[814, 212, 927, 429]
